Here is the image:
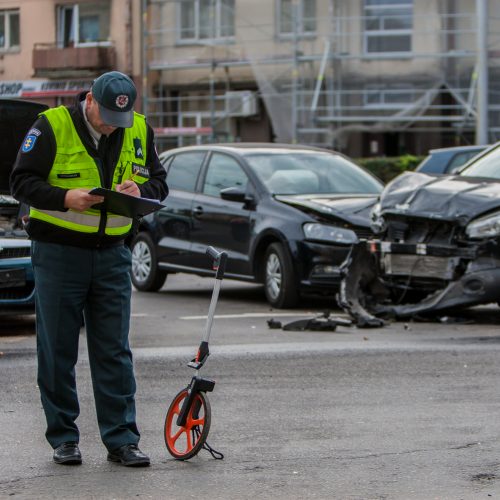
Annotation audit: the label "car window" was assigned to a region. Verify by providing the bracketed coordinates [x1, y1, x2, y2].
[203, 153, 248, 197]
[245, 152, 382, 195]
[461, 144, 500, 179]
[166, 152, 205, 192]
[415, 152, 450, 174]
[446, 150, 483, 173]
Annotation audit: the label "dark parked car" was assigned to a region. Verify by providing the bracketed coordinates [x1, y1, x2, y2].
[415, 145, 488, 175]
[0, 99, 48, 315]
[129, 144, 383, 308]
[339, 141, 500, 324]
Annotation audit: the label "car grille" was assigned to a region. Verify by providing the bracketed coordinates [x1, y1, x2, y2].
[353, 227, 373, 240]
[0, 247, 30, 259]
[386, 219, 456, 244]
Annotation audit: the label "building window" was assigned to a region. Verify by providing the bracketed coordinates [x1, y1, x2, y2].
[57, 2, 111, 47]
[364, 0, 413, 54]
[178, 0, 235, 42]
[364, 84, 415, 108]
[0, 9, 20, 50]
[278, 0, 316, 36]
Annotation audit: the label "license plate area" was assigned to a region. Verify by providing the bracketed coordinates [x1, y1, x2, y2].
[0, 268, 26, 288]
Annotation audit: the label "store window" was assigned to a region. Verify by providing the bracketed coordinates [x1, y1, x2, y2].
[179, 0, 235, 42]
[278, 0, 316, 36]
[364, 0, 413, 53]
[0, 9, 20, 50]
[57, 2, 111, 47]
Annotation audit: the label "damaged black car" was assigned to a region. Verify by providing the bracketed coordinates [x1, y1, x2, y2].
[339, 142, 500, 324]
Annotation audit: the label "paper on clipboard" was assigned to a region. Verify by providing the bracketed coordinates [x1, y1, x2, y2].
[89, 187, 165, 218]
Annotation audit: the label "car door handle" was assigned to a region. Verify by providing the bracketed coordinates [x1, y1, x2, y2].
[193, 206, 204, 216]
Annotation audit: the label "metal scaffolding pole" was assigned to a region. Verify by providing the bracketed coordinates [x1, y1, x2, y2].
[476, 0, 489, 144]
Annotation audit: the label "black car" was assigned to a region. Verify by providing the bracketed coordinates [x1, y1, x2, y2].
[0, 99, 48, 315]
[415, 145, 488, 175]
[340, 141, 500, 324]
[130, 144, 383, 308]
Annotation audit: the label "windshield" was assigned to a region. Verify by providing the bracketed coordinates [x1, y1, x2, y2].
[460, 144, 500, 179]
[244, 152, 383, 195]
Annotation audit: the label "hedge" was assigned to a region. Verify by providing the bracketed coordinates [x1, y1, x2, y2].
[355, 155, 425, 183]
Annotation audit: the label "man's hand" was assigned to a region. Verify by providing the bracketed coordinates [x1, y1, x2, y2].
[64, 188, 105, 211]
[116, 180, 140, 197]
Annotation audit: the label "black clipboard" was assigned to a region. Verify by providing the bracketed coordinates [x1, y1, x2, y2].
[89, 187, 165, 218]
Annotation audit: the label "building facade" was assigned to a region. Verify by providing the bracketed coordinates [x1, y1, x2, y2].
[144, 0, 500, 157]
[0, 0, 499, 158]
[0, 0, 142, 107]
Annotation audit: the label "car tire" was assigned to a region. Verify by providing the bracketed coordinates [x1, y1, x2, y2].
[263, 242, 299, 308]
[130, 232, 167, 292]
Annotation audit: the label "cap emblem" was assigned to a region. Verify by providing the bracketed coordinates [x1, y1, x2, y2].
[116, 94, 129, 109]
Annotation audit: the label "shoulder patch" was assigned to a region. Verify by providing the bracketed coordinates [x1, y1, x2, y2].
[21, 133, 38, 153]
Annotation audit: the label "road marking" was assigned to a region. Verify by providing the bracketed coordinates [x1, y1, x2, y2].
[179, 312, 339, 320]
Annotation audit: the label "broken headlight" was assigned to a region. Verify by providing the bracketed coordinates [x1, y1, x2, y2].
[370, 202, 386, 234]
[303, 223, 358, 245]
[465, 211, 500, 239]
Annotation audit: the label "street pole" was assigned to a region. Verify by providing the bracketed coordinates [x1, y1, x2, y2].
[292, 1, 299, 144]
[476, 0, 488, 145]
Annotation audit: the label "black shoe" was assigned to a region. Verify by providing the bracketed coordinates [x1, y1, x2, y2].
[107, 444, 150, 467]
[53, 442, 82, 465]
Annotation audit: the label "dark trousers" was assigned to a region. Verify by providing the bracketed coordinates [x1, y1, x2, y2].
[31, 241, 140, 451]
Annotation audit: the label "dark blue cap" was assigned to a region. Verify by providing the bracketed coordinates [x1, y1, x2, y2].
[91, 71, 137, 128]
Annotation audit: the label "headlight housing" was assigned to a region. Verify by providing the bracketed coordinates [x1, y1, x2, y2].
[303, 223, 358, 245]
[370, 202, 385, 234]
[465, 212, 500, 238]
[466, 211, 500, 239]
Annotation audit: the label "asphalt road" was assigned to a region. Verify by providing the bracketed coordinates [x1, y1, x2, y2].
[2, 275, 500, 499]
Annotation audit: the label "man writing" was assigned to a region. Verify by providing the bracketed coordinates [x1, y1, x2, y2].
[10, 71, 168, 467]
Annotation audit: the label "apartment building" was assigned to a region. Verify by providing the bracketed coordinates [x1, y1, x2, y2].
[144, 0, 500, 156]
[0, 0, 142, 108]
[0, 1, 498, 157]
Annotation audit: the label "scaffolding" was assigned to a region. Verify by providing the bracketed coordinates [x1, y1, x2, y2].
[142, 0, 500, 156]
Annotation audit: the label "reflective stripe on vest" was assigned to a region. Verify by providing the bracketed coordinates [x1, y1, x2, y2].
[30, 105, 148, 236]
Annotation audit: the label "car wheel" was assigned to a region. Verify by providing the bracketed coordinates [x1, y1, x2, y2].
[263, 242, 299, 308]
[130, 232, 167, 291]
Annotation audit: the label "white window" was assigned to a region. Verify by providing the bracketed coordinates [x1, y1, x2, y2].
[278, 0, 316, 36]
[364, 0, 413, 54]
[178, 0, 235, 42]
[364, 84, 415, 108]
[57, 2, 111, 47]
[0, 9, 20, 51]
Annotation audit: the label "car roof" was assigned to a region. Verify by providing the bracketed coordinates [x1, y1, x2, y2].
[159, 143, 342, 156]
[427, 145, 488, 154]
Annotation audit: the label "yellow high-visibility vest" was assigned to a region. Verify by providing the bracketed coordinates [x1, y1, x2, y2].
[30, 106, 148, 236]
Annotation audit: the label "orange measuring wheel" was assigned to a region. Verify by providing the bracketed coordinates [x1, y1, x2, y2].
[164, 387, 211, 460]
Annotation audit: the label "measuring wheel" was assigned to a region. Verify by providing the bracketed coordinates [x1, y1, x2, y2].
[164, 387, 212, 460]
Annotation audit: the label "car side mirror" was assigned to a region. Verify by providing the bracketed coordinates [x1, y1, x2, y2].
[220, 187, 253, 203]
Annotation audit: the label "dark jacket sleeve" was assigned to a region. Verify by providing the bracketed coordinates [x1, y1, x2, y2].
[10, 115, 68, 211]
[138, 123, 169, 202]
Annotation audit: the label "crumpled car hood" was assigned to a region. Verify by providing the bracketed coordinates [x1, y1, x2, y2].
[379, 171, 500, 224]
[275, 194, 379, 227]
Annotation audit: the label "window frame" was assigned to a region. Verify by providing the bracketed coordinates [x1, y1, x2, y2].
[176, 0, 236, 45]
[363, 0, 413, 55]
[0, 9, 20, 52]
[276, 0, 317, 39]
[56, 2, 112, 48]
[363, 84, 416, 109]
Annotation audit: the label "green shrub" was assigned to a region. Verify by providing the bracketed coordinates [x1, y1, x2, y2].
[356, 155, 424, 183]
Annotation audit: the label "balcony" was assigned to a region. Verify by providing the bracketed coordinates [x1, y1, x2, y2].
[32, 43, 116, 78]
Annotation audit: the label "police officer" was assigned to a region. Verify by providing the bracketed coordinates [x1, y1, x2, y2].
[10, 71, 168, 467]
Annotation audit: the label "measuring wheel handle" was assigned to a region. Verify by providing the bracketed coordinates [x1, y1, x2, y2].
[206, 246, 227, 279]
